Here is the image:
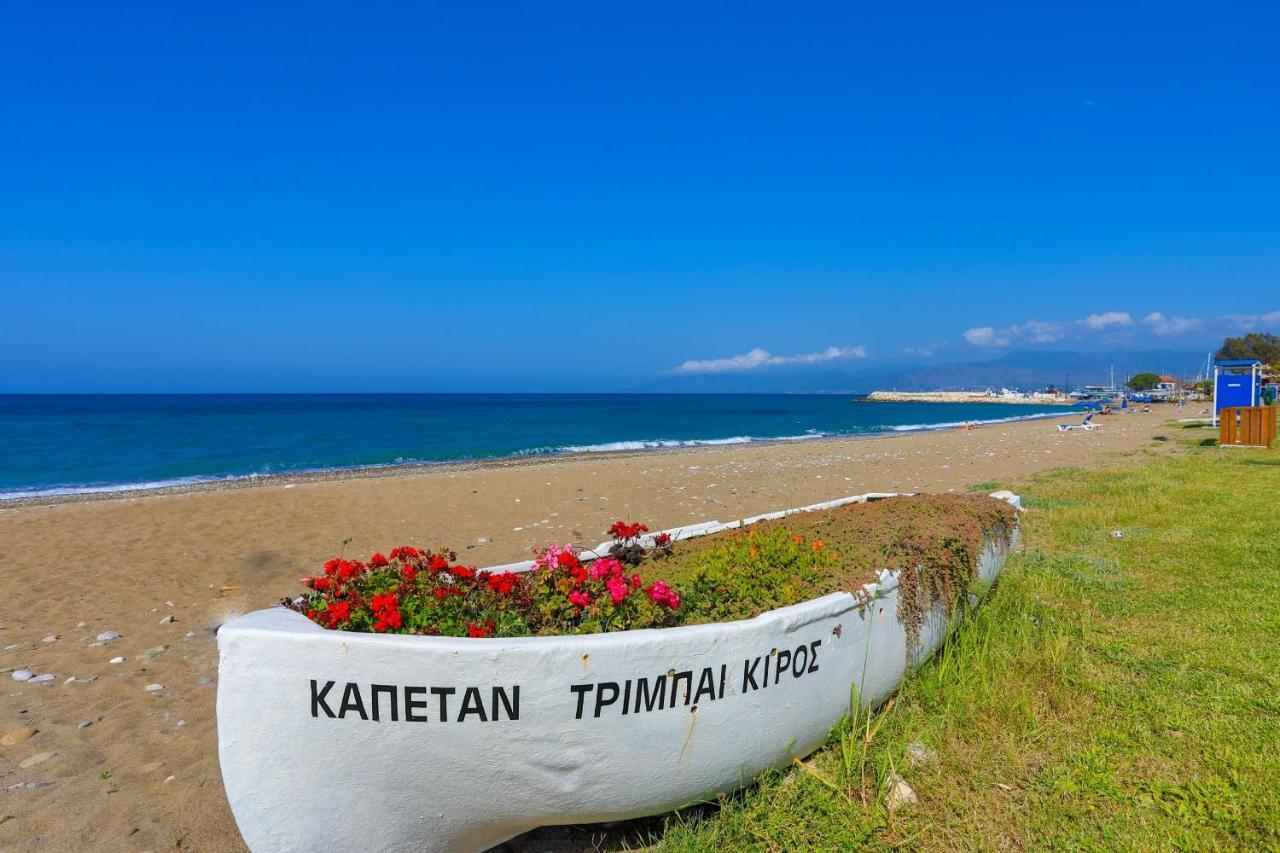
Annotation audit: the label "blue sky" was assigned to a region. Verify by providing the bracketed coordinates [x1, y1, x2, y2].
[3, 2, 1278, 392]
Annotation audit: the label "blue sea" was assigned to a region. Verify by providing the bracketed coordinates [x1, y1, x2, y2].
[0, 394, 1068, 499]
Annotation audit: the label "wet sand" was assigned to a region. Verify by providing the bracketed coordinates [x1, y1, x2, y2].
[0, 409, 1179, 851]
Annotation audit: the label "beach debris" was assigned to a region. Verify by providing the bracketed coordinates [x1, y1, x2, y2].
[477, 537, 490, 544]
[96, 630, 121, 643]
[886, 774, 919, 811]
[78, 720, 94, 729]
[28, 673, 55, 684]
[144, 683, 165, 692]
[42, 635, 59, 644]
[164, 774, 176, 783]
[24, 781, 55, 790]
[137, 645, 168, 661]
[184, 631, 195, 638]
[1, 727, 36, 745]
[109, 656, 125, 664]
[64, 675, 98, 684]
[3, 643, 19, 650]
[140, 760, 165, 773]
[158, 615, 176, 624]
[19, 751, 56, 769]
[76, 621, 87, 628]
[197, 676, 213, 686]
[11, 669, 33, 682]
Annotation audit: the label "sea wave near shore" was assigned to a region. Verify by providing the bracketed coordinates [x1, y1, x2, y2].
[0, 394, 1075, 501]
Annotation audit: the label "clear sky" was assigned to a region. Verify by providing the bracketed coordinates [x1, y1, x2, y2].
[3, 2, 1278, 392]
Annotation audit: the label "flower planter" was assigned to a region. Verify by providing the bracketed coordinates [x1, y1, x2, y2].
[216, 491, 1019, 853]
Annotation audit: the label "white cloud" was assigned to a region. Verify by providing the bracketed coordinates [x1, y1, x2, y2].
[1142, 312, 1202, 336]
[1081, 311, 1133, 330]
[1012, 320, 1067, 344]
[963, 326, 1011, 347]
[1221, 310, 1280, 330]
[674, 345, 866, 375]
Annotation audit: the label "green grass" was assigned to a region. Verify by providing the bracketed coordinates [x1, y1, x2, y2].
[643, 443, 1280, 851]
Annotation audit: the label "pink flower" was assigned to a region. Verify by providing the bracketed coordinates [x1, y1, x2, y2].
[605, 576, 629, 604]
[646, 580, 681, 609]
[533, 543, 578, 572]
[588, 557, 624, 581]
[568, 589, 592, 608]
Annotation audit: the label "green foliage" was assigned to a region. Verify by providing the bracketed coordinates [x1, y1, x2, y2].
[1216, 331, 1280, 365]
[1126, 371, 1162, 391]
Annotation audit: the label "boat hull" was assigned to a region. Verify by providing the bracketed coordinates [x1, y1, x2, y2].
[217, 496, 1018, 852]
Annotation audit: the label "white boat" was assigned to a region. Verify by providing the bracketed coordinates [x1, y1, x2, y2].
[216, 492, 1020, 853]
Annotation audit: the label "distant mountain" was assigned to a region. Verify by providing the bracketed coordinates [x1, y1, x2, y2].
[642, 348, 1209, 393]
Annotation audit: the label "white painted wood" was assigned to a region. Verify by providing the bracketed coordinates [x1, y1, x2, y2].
[217, 493, 1019, 852]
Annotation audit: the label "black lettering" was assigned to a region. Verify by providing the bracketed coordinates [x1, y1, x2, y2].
[776, 650, 792, 685]
[570, 683, 593, 719]
[431, 686, 455, 721]
[338, 682, 368, 720]
[792, 644, 808, 678]
[621, 679, 631, 715]
[719, 664, 727, 699]
[633, 676, 665, 713]
[458, 686, 487, 722]
[594, 682, 620, 717]
[693, 667, 717, 704]
[404, 686, 430, 721]
[311, 679, 336, 718]
[742, 657, 761, 692]
[491, 686, 519, 721]
[670, 670, 693, 706]
[371, 684, 398, 721]
[808, 639, 821, 673]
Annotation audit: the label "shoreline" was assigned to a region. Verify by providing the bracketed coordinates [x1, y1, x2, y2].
[0, 409, 1078, 508]
[0, 408, 1178, 852]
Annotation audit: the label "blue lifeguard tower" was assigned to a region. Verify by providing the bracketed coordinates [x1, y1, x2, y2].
[1213, 359, 1264, 421]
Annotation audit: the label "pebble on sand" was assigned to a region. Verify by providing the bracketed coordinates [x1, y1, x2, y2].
[96, 630, 121, 642]
[1, 727, 37, 745]
[159, 615, 176, 624]
[28, 673, 55, 684]
[144, 683, 165, 692]
[109, 656, 126, 664]
[11, 669, 33, 682]
[18, 751, 56, 769]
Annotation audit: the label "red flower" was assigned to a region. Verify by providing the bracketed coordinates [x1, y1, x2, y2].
[467, 620, 495, 638]
[452, 565, 475, 580]
[323, 558, 341, 576]
[428, 554, 451, 572]
[654, 532, 672, 546]
[401, 565, 417, 583]
[369, 552, 389, 568]
[389, 546, 420, 560]
[608, 520, 650, 541]
[374, 609, 403, 632]
[486, 572, 519, 596]
[326, 600, 352, 627]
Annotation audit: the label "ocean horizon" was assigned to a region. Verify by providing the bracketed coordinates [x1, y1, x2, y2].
[0, 393, 1070, 499]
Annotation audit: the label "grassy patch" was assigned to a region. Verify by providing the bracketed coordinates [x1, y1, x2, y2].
[643, 444, 1280, 850]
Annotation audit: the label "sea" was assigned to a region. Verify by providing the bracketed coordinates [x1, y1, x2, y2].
[0, 394, 1069, 500]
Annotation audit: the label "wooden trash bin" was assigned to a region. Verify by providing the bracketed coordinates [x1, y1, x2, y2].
[1219, 406, 1278, 447]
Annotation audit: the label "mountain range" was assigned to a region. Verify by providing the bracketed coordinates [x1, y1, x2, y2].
[643, 348, 1211, 394]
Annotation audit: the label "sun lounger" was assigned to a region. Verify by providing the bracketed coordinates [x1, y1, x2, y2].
[1057, 414, 1097, 432]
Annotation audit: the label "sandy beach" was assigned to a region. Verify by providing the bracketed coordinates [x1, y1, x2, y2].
[0, 410, 1179, 851]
